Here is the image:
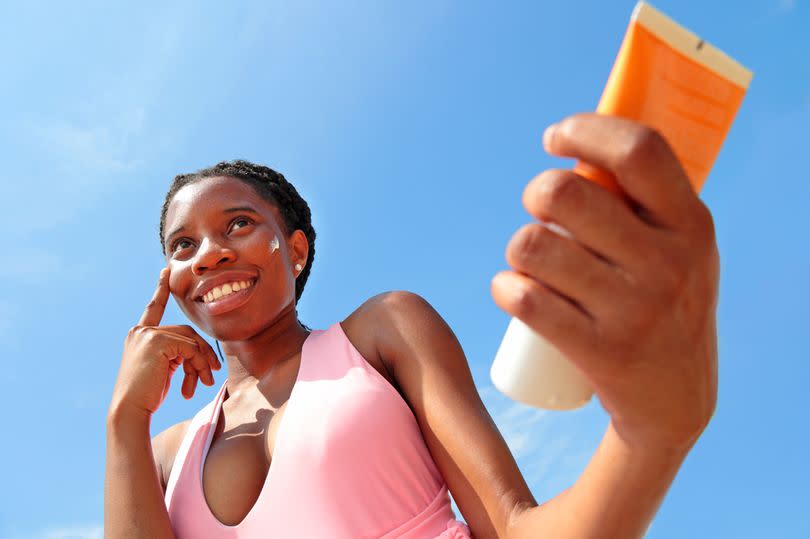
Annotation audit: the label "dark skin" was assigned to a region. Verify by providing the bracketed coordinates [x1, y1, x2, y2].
[161, 176, 311, 398]
[148, 176, 523, 529]
[108, 114, 719, 538]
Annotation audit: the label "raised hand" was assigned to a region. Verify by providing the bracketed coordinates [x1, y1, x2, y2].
[109, 266, 221, 418]
[492, 113, 719, 452]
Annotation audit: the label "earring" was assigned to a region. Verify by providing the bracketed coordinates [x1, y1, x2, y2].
[295, 263, 303, 271]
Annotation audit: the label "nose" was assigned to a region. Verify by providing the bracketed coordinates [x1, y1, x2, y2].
[192, 236, 236, 275]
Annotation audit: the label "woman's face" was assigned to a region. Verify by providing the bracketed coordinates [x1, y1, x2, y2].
[162, 176, 308, 341]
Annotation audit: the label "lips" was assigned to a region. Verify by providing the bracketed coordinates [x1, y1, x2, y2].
[193, 270, 259, 301]
[198, 277, 258, 316]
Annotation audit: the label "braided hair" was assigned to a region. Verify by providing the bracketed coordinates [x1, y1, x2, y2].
[159, 160, 316, 305]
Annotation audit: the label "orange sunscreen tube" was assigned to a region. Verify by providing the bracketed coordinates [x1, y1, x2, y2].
[490, 1, 752, 410]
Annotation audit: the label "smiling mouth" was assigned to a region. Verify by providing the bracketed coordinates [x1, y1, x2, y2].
[195, 278, 259, 317]
[196, 278, 257, 304]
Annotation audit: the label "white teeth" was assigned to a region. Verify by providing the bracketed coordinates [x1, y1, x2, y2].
[202, 279, 254, 304]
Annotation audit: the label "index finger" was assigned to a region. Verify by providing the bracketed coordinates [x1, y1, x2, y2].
[544, 113, 701, 230]
[139, 267, 171, 326]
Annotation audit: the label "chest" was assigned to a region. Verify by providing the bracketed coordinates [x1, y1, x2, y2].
[201, 352, 401, 526]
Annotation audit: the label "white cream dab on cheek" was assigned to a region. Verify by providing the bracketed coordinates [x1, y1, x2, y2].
[269, 235, 280, 253]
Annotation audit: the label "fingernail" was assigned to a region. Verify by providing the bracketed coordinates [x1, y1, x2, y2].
[543, 123, 557, 149]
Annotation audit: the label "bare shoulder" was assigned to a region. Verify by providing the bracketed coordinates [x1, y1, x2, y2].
[151, 418, 192, 494]
[352, 289, 449, 345]
[340, 292, 414, 394]
[342, 290, 447, 375]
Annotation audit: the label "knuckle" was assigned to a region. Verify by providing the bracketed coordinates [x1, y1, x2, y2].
[139, 326, 157, 342]
[682, 201, 720, 279]
[132, 325, 149, 337]
[642, 238, 687, 295]
[522, 174, 543, 209]
[622, 127, 668, 168]
[694, 199, 717, 241]
[655, 257, 687, 302]
[556, 116, 580, 143]
[524, 170, 563, 216]
[545, 174, 582, 211]
[508, 224, 550, 266]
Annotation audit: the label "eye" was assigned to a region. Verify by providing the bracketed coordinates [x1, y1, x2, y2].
[171, 238, 193, 253]
[230, 216, 254, 232]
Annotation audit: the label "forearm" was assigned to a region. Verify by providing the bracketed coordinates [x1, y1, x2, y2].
[105, 405, 176, 539]
[508, 420, 691, 539]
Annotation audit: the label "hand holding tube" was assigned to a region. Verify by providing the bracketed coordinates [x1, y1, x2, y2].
[491, 113, 719, 452]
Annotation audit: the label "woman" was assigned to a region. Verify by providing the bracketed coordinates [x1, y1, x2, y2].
[105, 114, 720, 538]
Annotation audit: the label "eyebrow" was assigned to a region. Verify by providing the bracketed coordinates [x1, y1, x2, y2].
[164, 206, 261, 247]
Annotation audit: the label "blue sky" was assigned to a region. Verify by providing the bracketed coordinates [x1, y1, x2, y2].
[2, 1, 808, 537]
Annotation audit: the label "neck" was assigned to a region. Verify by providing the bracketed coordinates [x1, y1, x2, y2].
[219, 303, 311, 397]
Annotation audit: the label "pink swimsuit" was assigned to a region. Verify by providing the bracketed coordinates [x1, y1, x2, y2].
[165, 322, 472, 538]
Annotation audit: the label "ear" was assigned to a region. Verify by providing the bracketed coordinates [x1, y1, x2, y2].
[288, 229, 309, 270]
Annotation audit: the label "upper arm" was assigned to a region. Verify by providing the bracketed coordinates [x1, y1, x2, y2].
[151, 419, 191, 494]
[369, 291, 538, 539]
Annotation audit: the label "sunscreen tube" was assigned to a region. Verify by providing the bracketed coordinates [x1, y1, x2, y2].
[491, 1, 752, 410]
